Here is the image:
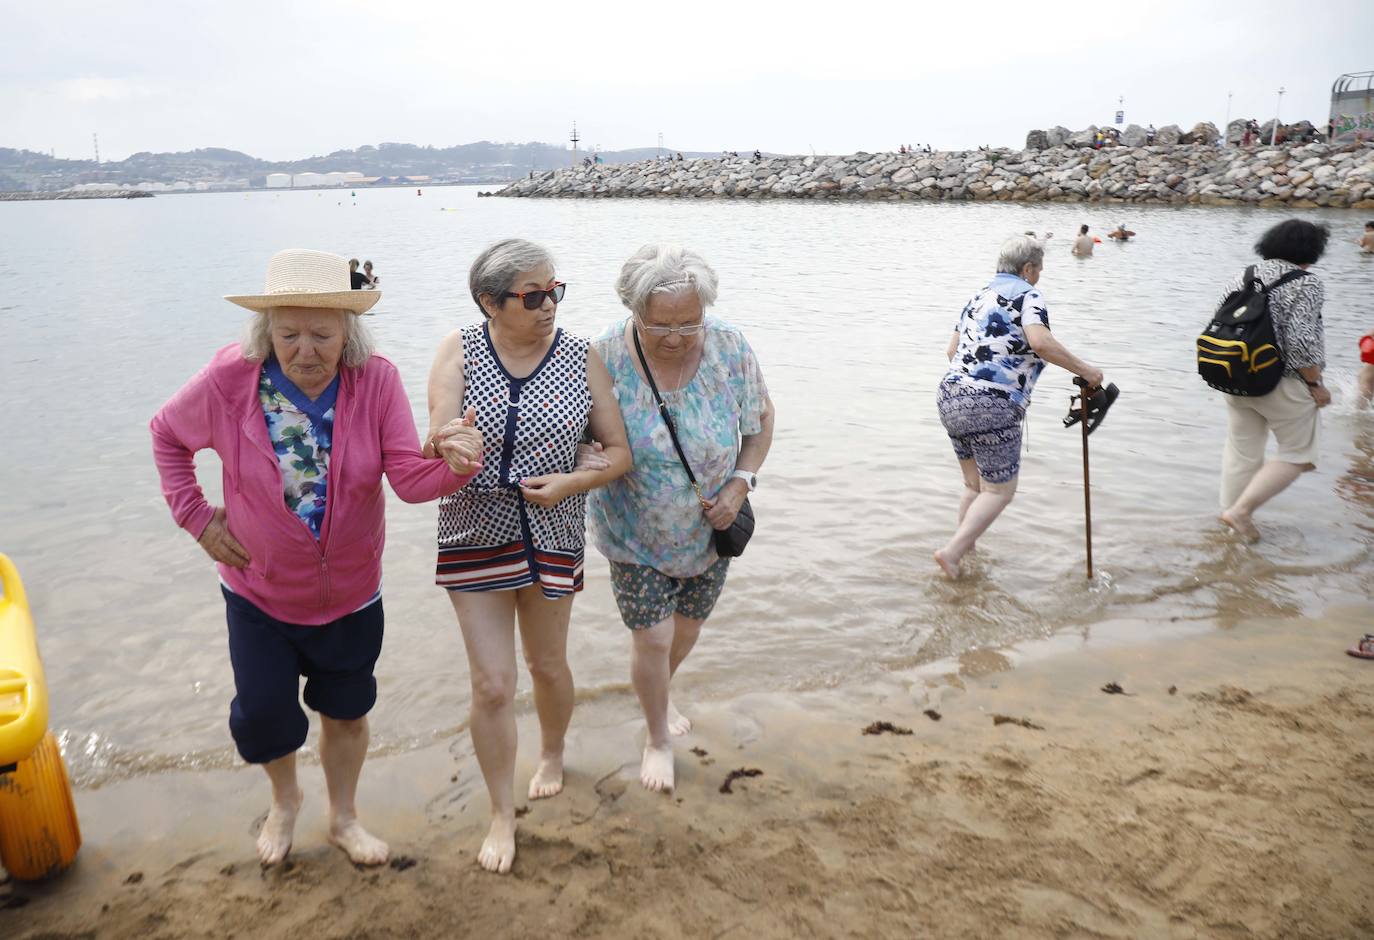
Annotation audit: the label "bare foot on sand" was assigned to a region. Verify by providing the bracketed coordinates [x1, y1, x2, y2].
[641, 744, 675, 793]
[1219, 510, 1260, 543]
[527, 754, 564, 800]
[328, 817, 389, 866]
[934, 549, 960, 579]
[666, 700, 692, 736]
[478, 815, 516, 874]
[256, 788, 302, 866]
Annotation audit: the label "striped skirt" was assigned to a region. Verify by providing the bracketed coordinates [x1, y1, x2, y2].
[435, 541, 584, 599]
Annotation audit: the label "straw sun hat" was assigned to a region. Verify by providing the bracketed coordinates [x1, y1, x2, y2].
[224, 248, 380, 314]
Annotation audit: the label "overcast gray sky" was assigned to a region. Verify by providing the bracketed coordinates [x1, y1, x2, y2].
[5, 0, 1371, 162]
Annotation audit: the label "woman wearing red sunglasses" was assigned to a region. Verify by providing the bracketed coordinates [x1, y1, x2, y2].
[425, 238, 631, 874]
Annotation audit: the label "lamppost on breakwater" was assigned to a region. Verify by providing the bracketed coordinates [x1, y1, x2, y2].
[1224, 91, 1233, 147]
[1270, 87, 1285, 145]
[570, 122, 580, 167]
[657, 131, 663, 160]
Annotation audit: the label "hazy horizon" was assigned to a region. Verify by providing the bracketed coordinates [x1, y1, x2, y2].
[7, 0, 1371, 163]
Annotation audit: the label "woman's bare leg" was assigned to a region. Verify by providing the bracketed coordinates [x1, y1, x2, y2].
[936, 463, 1018, 577]
[1221, 460, 1310, 542]
[515, 588, 575, 801]
[630, 616, 675, 791]
[320, 715, 388, 865]
[665, 613, 705, 735]
[256, 753, 303, 866]
[449, 590, 519, 874]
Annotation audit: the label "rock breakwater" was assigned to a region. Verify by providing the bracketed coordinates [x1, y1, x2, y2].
[497, 143, 1374, 209]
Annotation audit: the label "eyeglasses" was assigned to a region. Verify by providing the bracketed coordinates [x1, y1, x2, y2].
[501, 282, 566, 310]
[636, 316, 704, 337]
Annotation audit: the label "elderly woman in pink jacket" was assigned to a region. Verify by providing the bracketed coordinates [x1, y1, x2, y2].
[150, 250, 482, 867]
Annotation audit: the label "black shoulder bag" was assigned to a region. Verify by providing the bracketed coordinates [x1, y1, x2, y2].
[632, 328, 755, 558]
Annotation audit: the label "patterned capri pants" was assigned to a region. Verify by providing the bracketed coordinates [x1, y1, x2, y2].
[937, 381, 1027, 484]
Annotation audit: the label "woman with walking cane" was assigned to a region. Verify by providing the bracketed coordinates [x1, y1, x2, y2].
[934, 234, 1107, 579]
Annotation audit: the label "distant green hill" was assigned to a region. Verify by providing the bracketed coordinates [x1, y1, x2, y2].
[0, 142, 729, 192]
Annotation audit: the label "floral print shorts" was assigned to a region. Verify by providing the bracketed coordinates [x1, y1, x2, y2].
[608, 558, 732, 631]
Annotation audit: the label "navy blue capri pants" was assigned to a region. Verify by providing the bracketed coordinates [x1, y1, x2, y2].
[222, 587, 384, 765]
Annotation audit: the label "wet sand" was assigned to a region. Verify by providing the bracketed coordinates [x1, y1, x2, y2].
[4, 603, 1373, 939]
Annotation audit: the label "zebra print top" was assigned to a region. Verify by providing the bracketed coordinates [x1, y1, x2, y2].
[1215, 259, 1325, 377]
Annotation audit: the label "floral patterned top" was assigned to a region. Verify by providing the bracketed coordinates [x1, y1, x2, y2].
[260, 359, 337, 540]
[589, 316, 768, 578]
[944, 272, 1050, 408]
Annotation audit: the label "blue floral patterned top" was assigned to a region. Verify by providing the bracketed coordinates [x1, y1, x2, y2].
[259, 360, 337, 539]
[589, 317, 768, 578]
[944, 273, 1050, 407]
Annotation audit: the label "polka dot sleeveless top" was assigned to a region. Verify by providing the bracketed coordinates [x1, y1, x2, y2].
[436, 323, 593, 553]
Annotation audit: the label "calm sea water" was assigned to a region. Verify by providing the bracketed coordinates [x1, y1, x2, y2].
[2, 185, 1372, 788]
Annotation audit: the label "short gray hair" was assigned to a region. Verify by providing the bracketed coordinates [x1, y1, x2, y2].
[996, 235, 1044, 275]
[615, 244, 719, 317]
[241, 309, 375, 369]
[469, 238, 555, 318]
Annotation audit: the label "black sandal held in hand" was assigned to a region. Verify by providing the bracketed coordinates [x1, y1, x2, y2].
[1063, 380, 1120, 435]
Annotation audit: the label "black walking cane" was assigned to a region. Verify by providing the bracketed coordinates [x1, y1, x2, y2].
[1064, 378, 1120, 580]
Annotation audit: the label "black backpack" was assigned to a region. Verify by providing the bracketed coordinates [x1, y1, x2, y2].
[1197, 265, 1308, 396]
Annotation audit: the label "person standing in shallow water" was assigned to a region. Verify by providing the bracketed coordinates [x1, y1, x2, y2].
[586, 245, 774, 795]
[150, 249, 482, 868]
[1072, 225, 1094, 256]
[1216, 220, 1331, 542]
[934, 235, 1104, 578]
[427, 239, 631, 875]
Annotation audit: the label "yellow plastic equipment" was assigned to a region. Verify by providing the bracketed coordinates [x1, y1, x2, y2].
[0, 553, 81, 880]
[0, 553, 47, 762]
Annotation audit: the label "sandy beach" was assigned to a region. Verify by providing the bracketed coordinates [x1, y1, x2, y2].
[4, 601, 1371, 939]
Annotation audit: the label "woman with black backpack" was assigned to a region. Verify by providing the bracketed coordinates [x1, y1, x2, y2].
[1213, 219, 1331, 542]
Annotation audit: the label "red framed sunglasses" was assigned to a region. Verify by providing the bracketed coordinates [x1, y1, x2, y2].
[501, 282, 566, 310]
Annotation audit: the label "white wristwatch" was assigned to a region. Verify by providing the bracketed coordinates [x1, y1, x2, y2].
[729, 470, 758, 491]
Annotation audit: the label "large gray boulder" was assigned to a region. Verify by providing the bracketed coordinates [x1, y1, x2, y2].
[1180, 122, 1220, 145]
[1285, 120, 1318, 143]
[1155, 124, 1182, 145]
[1121, 123, 1147, 147]
[1025, 129, 1049, 151]
[1226, 119, 1252, 145]
[1046, 125, 1071, 147]
[1067, 126, 1100, 148]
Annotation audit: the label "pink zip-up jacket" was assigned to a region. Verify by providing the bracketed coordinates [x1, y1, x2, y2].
[151, 344, 476, 625]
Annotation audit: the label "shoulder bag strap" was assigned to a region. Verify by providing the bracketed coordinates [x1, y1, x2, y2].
[633, 326, 706, 504]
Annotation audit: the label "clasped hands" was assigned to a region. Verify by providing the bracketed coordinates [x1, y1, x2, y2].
[429, 406, 485, 475]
